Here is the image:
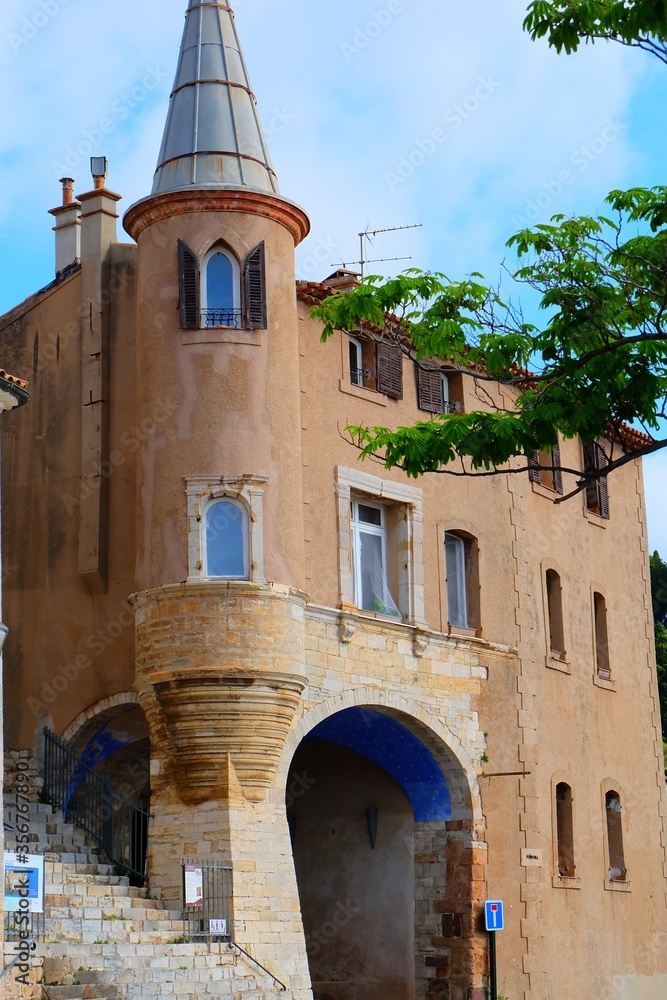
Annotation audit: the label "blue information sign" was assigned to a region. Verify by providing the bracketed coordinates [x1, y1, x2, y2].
[484, 899, 504, 931]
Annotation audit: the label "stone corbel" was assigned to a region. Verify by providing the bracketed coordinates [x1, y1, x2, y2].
[413, 630, 430, 658]
[338, 615, 356, 644]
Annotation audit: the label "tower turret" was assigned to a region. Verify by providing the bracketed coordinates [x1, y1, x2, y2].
[123, 9, 313, 979]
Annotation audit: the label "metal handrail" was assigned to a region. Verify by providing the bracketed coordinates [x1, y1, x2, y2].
[202, 308, 242, 328]
[228, 941, 286, 991]
[42, 730, 149, 885]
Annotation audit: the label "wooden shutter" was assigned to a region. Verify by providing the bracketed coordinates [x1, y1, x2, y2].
[528, 452, 541, 484]
[376, 343, 403, 399]
[417, 365, 443, 412]
[552, 441, 563, 495]
[178, 240, 200, 329]
[597, 445, 610, 519]
[244, 242, 267, 329]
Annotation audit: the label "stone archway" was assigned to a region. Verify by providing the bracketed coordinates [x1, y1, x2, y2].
[61, 695, 151, 878]
[283, 699, 488, 1000]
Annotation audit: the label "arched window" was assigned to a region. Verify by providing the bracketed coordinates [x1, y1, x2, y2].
[546, 569, 565, 660]
[605, 790, 627, 882]
[204, 498, 248, 579]
[556, 783, 575, 877]
[444, 532, 480, 631]
[202, 246, 241, 328]
[594, 592, 611, 679]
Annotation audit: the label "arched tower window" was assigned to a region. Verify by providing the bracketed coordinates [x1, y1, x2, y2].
[556, 782, 575, 877]
[204, 498, 248, 579]
[605, 790, 627, 882]
[202, 246, 241, 328]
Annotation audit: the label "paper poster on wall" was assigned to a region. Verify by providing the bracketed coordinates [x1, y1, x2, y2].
[4, 852, 44, 913]
[184, 864, 204, 908]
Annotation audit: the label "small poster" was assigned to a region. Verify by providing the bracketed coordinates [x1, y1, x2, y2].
[4, 853, 44, 913]
[209, 918, 227, 935]
[184, 864, 203, 908]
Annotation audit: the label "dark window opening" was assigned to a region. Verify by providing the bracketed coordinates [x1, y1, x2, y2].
[546, 569, 565, 660]
[583, 440, 610, 519]
[605, 790, 627, 881]
[556, 782, 575, 877]
[594, 592, 611, 679]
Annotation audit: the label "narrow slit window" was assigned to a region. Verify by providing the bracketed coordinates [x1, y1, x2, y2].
[205, 499, 248, 579]
[594, 592, 611, 679]
[605, 791, 627, 882]
[556, 783, 575, 877]
[546, 569, 565, 660]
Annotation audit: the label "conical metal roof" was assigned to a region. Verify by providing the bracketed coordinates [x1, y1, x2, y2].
[152, 0, 279, 196]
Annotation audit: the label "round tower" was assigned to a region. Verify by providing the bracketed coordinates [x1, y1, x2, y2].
[122, 11, 314, 973]
[124, 0, 310, 594]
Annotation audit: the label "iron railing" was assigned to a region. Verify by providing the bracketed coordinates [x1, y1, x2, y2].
[43, 730, 149, 885]
[182, 859, 233, 943]
[350, 367, 371, 386]
[202, 308, 242, 328]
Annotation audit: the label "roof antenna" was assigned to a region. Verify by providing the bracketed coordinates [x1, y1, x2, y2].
[338, 223, 423, 279]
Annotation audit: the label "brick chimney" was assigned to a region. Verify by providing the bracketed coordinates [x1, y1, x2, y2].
[48, 177, 81, 276]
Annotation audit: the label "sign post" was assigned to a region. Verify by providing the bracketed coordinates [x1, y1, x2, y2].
[484, 900, 504, 1000]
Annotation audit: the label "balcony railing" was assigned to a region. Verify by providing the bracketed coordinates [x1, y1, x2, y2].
[201, 308, 243, 328]
[43, 730, 149, 885]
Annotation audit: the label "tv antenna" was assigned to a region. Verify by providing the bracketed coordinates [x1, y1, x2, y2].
[339, 223, 423, 279]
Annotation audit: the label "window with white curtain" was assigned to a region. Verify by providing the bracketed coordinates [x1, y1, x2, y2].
[350, 500, 400, 616]
[445, 532, 468, 628]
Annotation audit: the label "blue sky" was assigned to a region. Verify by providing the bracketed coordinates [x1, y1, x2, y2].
[1, 0, 666, 550]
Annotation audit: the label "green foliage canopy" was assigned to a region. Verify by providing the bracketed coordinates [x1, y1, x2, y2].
[524, 0, 667, 63]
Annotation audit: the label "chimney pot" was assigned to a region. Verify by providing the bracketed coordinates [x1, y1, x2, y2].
[60, 177, 75, 206]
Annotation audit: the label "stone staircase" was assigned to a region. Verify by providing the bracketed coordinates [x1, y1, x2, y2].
[1, 804, 282, 999]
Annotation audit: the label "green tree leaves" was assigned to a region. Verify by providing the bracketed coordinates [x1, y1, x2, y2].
[524, 0, 667, 64]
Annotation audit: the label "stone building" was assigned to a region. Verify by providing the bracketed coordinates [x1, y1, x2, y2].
[1, 1, 666, 998]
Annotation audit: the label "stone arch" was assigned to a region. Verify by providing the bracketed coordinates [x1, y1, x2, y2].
[61, 691, 140, 745]
[281, 690, 488, 1000]
[277, 686, 483, 830]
